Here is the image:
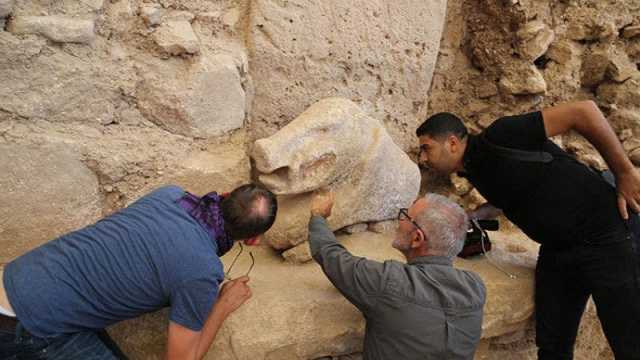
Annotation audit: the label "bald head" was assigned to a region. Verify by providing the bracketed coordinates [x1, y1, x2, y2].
[221, 184, 278, 240]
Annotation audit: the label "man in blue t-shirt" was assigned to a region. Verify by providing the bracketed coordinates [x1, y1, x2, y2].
[0, 183, 278, 360]
[415, 100, 640, 359]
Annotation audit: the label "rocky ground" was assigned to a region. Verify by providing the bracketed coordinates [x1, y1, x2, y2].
[1, 0, 638, 358]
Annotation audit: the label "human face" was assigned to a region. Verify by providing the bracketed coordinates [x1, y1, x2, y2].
[393, 198, 427, 252]
[418, 135, 460, 175]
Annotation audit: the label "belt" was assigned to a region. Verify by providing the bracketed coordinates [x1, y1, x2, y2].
[0, 314, 18, 332]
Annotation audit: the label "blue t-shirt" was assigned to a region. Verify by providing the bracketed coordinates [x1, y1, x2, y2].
[3, 186, 223, 337]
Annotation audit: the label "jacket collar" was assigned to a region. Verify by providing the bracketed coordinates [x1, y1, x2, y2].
[408, 255, 453, 267]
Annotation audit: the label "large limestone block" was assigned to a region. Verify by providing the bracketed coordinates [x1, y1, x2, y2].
[110, 230, 536, 359]
[597, 75, 640, 108]
[247, 0, 447, 151]
[0, 31, 119, 123]
[169, 142, 251, 195]
[7, 16, 95, 44]
[499, 64, 547, 95]
[565, 6, 617, 41]
[136, 54, 246, 138]
[251, 98, 421, 249]
[0, 145, 101, 264]
[516, 21, 554, 61]
[153, 20, 200, 55]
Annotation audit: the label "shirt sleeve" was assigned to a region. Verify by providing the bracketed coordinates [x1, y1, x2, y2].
[169, 277, 219, 331]
[308, 216, 387, 312]
[484, 111, 547, 150]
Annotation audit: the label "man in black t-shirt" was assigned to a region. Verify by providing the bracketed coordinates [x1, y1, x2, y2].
[415, 100, 640, 360]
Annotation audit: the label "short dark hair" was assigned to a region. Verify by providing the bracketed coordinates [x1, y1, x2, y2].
[416, 112, 468, 140]
[221, 184, 278, 240]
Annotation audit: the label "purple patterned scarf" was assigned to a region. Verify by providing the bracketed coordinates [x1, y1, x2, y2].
[176, 191, 233, 256]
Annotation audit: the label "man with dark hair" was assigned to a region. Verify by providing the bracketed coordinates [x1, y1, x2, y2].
[0, 183, 277, 360]
[309, 191, 485, 359]
[416, 101, 640, 359]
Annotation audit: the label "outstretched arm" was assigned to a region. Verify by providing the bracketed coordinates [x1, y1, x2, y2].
[542, 100, 640, 218]
[308, 191, 386, 311]
[166, 277, 251, 360]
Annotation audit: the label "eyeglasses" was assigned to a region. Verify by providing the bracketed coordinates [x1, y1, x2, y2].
[224, 242, 255, 280]
[398, 208, 425, 237]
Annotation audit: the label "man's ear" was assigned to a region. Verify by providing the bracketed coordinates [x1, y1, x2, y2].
[411, 229, 426, 249]
[447, 134, 460, 154]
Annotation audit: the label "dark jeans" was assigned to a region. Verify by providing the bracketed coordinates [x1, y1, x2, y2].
[0, 322, 128, 360]
[535, 228, 640, 360]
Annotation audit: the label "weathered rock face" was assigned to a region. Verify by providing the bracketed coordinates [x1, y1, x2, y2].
[1, 0, 635, 357]
[0, 145, 101, 264]
[246, 0, 447, 151]
[252, 98, 421, 250]
[136, 54, 247, 138]
[169, 141, 251, 195]
[7, 16, 95, 44]
[516, 21, 554, 61]
[153, 19, 200, 56]
[499, 64, 547, 95]
[0, 31, 120, 124]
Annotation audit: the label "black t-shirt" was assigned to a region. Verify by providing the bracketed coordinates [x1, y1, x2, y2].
[460, 111, 627, 247]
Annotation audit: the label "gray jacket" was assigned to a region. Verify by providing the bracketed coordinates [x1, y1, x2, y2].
[309, 216, 486, 360]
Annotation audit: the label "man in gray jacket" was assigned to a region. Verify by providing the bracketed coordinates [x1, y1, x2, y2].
[309, 191, 486, 360]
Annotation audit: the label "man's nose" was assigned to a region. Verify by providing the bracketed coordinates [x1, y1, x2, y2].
[419, 151, 428, 163]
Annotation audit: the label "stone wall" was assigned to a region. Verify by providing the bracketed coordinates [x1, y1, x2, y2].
[1, 0, 639, 358]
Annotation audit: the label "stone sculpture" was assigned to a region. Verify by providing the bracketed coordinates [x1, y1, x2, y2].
[251, 97, 421, 251]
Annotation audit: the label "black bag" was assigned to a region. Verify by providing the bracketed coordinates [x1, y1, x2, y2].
[459, 219, 497, 258]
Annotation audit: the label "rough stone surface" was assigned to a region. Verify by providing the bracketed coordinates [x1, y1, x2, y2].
[499, 64, 547, 95]
[0, 31, 123, 124]
[546, 40, 579, 65]
[607, 51, 637, 83]
[247, 0, 447, 151]
[1, 0, 632, 357]
[565, 6, 618, 41]
[136, 54, 246, 138]
[0, 144, 101, 264]
[581, 49, 611, 88]
[0, 0, 12, 18]
[597, 75, 640, 108]
[451, 173, 473, 196]
[342, 223, 368, 235]
[516, 21, 554, 61]
[140, 4, 164, 27]
[169, 141, 251, 195]
[367, 220, 398, 234]
[282, 242, 313, 264]
[153, 20, 200, 55]
[252, 98, 421, 249]
[8, 16, 95, 44]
